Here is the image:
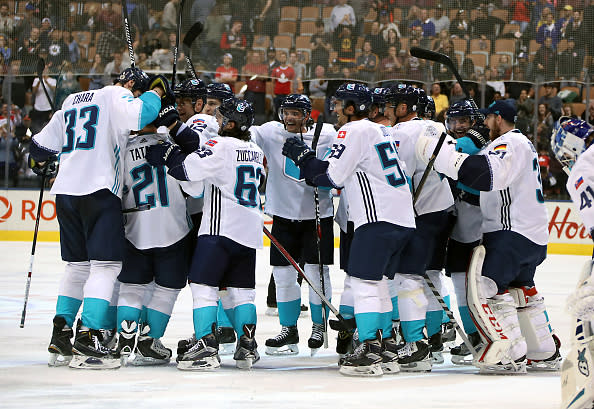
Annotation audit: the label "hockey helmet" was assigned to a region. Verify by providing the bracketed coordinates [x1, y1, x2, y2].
[371, 87, 389, 108]
[174, 78, 207, 106]
[207, 83, 234, 101]
[446, 99, 482, 134]
[216, 97, 255, 132]
[118, 67, 150, 93]
[385, 84, 419, 114]
[280, 94, 312, 120]
[551, 116, 594, 171]
[332, 83, 373, 115]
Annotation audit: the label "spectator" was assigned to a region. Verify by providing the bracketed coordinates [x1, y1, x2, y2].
[356, 40, 379, 83]
[432, 40, 457, 81]
[460, 56, 476, 80]
[18, 27, 41, 90]
[271, 50, 294, 120]
[97, 1, 121, 31]
[265, 46, 279, 75]
[30, 62, 55, 134]
[402, 5, 421, 37]
[581, 101, 594, 126]
[561, 104, 576, 118]
[379, 9, 401, 41]
[0, 2, 15, 36]
[129, 0, 149, 41]
[0, 119, 18, 186]
[410, 9, 436, 39]
[308, 65, 328, 99]
[16, 2, 41, 44]
[88, 53, 105, 90]
[450, 9, 469, 39]
[47, 29, 68, 68]
[96, 27, 124, 62]
[81, 4, 99, 37]
[258, 0, 280, 39]
[365, 21, 387, 58]
[55, 63, 81, 108]
[515, 88, 534, 135]
[0, 33, 10, 62]
[432, 29, 450, 51]
[556, 5, 574, 34]
[470, 6, 503, 39]
[289, 50, 306, 93]
[333, 25, 356, 67]
[558, 39, 584, 81]
[102, 50, 130, 85]
[535, 102, 554, 143]
[450, 82, 465, 104]
[151, 31, 183, 72]
[220, 19, 247, 69]
[242, 50, 268, 123]
[39, 17, 52, 49]
[384, 28, 401, 57]
[330, 0, 356, 32]
[536, 12, 560, 48]
[190, 0, 216, 25]
[431, 4, 450, 34]
[510, 0, 531, 33]
[379, 45, 403, 83]
[533, 37, 557, 83]
[199, 2, 226, 69]
[161, 0, 179, 31]
[430, 82, 449, 117]
[565, 11, 585, 51]
[310, 20, 331, 70]
[215, 53, 238, 93]
[495, 55, 512, 81]
[404, 38, 425, 81]
[62, 31, 79, 65]
[538, 82, 562, 120]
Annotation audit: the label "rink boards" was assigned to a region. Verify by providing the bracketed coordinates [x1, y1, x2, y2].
[0, 189, 592, 255]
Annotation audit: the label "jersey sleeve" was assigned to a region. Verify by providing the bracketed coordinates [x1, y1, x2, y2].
[181, 140, 226, 182]
[31, 109, 66, 155]
[179, 180, 205, 198]
[568, 147, 594, 234]
[326, 126, 363, 187]
[112, 89, 160, 132]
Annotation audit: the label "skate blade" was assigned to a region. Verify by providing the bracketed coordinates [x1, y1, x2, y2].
[310, 347, 321, 357]
[265, 344, 299, 356]
[399, 359, 432, 372]
[477, 361, 527, 375]
[339, 363, 383, 377]
[177, 356, 221, 371]
[236, 355, 260, 370]
[381, 361, 401, 374]
[68, 355, 121, 370]
[128, 355, 171, 366]
[48, 352, 72, 367]
[265, 308, 279, 317]
[431, 351, 445, 365]
[527, 357, 561, 372]
[451, 355, 474, 366]
[219, 343, 236, 356]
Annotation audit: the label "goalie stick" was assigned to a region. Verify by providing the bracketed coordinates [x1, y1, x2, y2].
[311, 115, 328, 348]
[264, 227, 354, 331]
[409, 47, 482, 206]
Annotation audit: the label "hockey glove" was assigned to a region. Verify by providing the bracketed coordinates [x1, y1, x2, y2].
[465, 122, 490, 149]
[28, 154, 58, 177]
[152, 102, 179, 128]
[146, 142, 186, 169]
[282, 137, 315, 166]
[149, 74, 175, 104]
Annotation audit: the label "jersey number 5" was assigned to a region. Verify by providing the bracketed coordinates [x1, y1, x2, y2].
[62, 105, 99, 153]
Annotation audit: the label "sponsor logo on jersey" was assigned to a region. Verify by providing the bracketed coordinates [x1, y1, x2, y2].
[493, 143, 507, 151]
[205, 139, 217, 147]
[575, 176, 584, 190]
[0, 195, 13, 223]
[337, 130, 346, 139]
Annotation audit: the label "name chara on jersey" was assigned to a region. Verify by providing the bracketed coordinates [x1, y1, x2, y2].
[72, 92, 95, 105]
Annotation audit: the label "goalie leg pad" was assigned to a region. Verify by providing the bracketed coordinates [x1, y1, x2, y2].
[466, 246, 527, 369]
[562, 320, 594, 409]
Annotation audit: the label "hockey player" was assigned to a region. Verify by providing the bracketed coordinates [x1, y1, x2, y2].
[31, 67, 166, 369]
[250, 94, 336, 356]
[384, 85, 454, 371]
[282, 83, 416, 377]
[203, 83, 234, 116]
[550, 117, 594, 409]
[417, 100, 560, 374]
[442, 99, 489, 364]
[146, 97, 263, 370]
[369, 87, 390, 126]
[116, 122, 203, 366]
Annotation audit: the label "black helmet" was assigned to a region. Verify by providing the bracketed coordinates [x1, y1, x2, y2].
[174, 78, 207, 106]
[371, 87, 389, 108]
[280, 94, 312, 121]
[333, 83, 373, 115]
[207, 83, 234, 101]
[217, 97, 255, 132]
[424, 95, 436, 119]
[446, 99, 481, 135]
[386, 84, 419, 114]
[118, 67, 150, 93]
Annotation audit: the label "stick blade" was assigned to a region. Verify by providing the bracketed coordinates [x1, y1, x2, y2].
[183, 22, 204, 48]
[36, 57, 46, 78]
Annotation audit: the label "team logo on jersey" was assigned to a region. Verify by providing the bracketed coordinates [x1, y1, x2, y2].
[337, 130, 347, 139]
[493, 144, 507, 152]
[575, 177, 584, 190]
[205, 139, 217, 147]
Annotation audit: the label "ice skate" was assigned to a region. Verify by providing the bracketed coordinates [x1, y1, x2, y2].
[476, 355, 528, 375]
[177, 328, 220, 371]
[442, 322, 456, 349]
[265, 326, 299, 355]
[234, 324, 260, 369]
[381, 335, 401, 374]
[129, 324, 171, 366]
[217, 326, 237, 356]
[396, 339, 432, 372]
[429, 331, 444, 365]
[308, 323, 324, 356]
[48, 316, 73, 367]
[176, 334, 197, 361]
[451, 332, 482, 365]
[116, 320, 138, 359]
[527, 334, 562, 371]
[339, 338, 383, 377]
[69, 320, 121, 370]
[100, 328, 117, 350]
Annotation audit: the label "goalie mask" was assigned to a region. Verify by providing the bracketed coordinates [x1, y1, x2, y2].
[551, 116, 594, 171]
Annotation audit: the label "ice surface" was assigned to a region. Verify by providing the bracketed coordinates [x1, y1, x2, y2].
[0, 241, 587, 409]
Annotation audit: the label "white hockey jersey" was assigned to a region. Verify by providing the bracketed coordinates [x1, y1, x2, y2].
[181, 136, 265, 249]
[184, 113, 219, 216]
[251, 121, 336, 220]
[122, 134, 202, 249]
[33, 86, 158, 198]
[326, 119, 415, 230]
[390, 118, 454, 215]
[479, 129, 548, 245]
[567, 144, 594, 233]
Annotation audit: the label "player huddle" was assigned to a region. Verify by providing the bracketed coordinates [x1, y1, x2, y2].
[27, 66, 594, 404]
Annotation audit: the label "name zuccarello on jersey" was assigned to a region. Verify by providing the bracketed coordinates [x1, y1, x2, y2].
[236, 149, 263, 164]
[72, 92, 95, 105]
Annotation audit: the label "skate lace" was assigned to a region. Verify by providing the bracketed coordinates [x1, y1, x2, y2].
[310, 324, 324, 341]
[93, 334, 111, 354]
[396, 342, 416, 358]
[271, 326, 292, 341]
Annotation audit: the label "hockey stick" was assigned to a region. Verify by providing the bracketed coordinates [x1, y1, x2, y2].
[36, 58, 55, 113]
[409, 47, 481, 206]
[171, 0, 185, 89]
[181, 22, 204, 81]
[311, 115, 328, 348]
[264, 227, 354, 331]
[424, 275, 479, 358]
[121, 0, 135, 67]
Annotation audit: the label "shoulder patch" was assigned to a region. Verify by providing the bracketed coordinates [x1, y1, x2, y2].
[337, 130, 347, 139]
[575, 176, 584, 190]
[493, 143, 507, 152]
[205, 139, 218, 147]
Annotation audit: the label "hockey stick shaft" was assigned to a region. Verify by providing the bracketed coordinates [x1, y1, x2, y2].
[121, 0, 135, 67]
[20, 167, 47, 327]
[181, 22, 205, 81]
[36, 58, 55, 112]
[311, 115, 328, 348]
[413, 132, 446, 206]
[424, 275, 478, 358]
[171, 0, 185, 90]
[264, 227, 352, 329]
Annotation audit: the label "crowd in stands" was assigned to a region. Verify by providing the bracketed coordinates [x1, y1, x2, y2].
[0, 0, 594, 197]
